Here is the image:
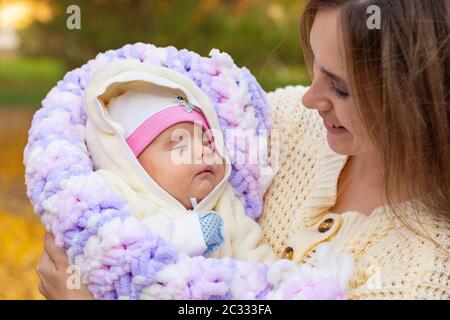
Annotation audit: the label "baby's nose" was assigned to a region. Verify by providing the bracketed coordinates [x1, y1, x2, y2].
[202, 144, 212, 157]
[199, 144, 214, 162]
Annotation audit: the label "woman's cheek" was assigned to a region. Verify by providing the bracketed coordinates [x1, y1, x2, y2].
[347, 112, 368, 142]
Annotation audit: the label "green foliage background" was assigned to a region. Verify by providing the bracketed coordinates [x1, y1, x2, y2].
[1, 0, 311, 108]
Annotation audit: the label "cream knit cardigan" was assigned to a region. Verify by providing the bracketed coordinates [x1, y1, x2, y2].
[259, 85, 450, 300]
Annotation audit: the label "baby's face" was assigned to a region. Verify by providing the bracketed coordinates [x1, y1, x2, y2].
[137, 122, 226, 209]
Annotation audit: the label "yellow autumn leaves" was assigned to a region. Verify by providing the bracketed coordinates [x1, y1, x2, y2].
[0, 108, 44, 300]
[0, 211, 44, 299]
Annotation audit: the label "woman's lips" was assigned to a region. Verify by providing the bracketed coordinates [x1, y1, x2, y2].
[323, 119, 348, 134]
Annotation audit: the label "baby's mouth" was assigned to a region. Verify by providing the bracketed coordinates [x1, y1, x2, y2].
[196, 165, 214, 176]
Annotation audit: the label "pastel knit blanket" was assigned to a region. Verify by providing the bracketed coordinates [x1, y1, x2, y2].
[24, 43, 353, 300]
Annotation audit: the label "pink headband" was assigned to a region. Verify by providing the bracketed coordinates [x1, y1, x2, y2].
[126, 104, 211, 157]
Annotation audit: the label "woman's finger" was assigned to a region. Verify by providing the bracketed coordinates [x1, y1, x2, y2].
[36, 250, 57, 277]
[36, 253, 51, 299]
[44, 232, 69, 270]
[38, 281, 48, 299]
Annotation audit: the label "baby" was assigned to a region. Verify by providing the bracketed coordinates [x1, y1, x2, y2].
[84, 59, 277, 262]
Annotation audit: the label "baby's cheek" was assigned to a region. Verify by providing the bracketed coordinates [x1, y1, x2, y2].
[137, 158, 155, 177]
[214, 152, 225, 165]
[175, 164, 198, 182]
[216, 163, 226, 181]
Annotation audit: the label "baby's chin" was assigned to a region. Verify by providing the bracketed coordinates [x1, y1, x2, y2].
[190, 179, 219, 202]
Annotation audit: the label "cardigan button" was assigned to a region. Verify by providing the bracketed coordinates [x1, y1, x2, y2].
[318, 218, 334, 233]
[281, 246, 294, 260]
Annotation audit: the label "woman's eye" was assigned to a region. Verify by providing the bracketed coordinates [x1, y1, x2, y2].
[328, 81, 349, 99]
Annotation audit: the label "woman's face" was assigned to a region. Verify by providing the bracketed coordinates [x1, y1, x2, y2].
[301, 8, 373, 156]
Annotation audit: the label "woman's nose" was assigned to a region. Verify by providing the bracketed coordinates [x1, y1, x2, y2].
[302, 82, 332, 112]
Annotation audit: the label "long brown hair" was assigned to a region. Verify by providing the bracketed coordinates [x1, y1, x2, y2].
[300, 0, 450, 240]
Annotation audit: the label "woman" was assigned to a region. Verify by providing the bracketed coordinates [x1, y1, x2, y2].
[37, 0, 449, 299]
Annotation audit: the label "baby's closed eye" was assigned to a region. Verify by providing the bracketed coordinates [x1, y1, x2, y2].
[172, 142, 187, 150]
[164, 135, 184, 149]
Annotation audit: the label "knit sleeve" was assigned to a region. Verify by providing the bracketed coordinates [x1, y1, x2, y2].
[348, 215, 450, 300]
[259, 85, 327, 255]
[414, 246, 449, 299]
[406, 215, 449, 300]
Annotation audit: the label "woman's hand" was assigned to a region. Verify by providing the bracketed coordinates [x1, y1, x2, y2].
[36, 232, 94, 300]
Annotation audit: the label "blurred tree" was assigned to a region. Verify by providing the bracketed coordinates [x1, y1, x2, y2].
[19, 0, 308, 78]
